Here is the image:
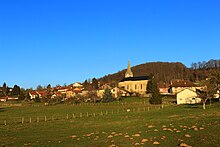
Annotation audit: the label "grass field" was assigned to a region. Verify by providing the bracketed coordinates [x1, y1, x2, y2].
[0, 97, 220, 146]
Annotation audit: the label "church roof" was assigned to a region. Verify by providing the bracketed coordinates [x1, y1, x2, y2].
[120, 76, 150, 82]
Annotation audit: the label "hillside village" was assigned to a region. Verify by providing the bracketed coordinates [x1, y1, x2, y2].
[0, 60, 219, 106]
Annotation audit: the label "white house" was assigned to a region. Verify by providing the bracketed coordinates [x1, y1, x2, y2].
[29, 91, 39, 100]
[72, 82, 83, 88]
[176, 89, 201, 104]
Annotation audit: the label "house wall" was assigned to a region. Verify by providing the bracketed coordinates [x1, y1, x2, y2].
[159, 88, 169, 94]
[66, 91, 73, 98]
[97, 90, 105, 98]
[177, 89, 198, 104]
[29, 93, 37, 100]
[118, 80, 148, 95]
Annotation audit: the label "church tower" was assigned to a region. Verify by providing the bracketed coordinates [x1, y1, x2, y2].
[125, 61, 133, 78]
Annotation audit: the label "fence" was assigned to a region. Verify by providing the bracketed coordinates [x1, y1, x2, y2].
[0, 105, 165, 126]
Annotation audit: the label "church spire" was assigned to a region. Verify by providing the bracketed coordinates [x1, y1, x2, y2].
[125, 61, 133, 78]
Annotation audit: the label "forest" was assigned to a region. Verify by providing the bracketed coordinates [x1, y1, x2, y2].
[98, 59, 220, 85]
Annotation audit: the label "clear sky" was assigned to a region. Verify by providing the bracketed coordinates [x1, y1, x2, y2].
[0, 0, 220, 88]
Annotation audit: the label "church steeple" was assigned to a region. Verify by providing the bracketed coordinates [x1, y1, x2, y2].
[125, 61, 133, 78]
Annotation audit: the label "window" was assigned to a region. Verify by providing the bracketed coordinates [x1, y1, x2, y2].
[135, 85, 137, 89]
[140, 84, 142, 89]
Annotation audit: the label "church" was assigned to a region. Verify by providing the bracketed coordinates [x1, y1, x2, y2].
[118, 61, 150, 97]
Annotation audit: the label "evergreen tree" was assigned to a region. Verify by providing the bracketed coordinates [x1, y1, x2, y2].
[92, 78, 99, 90]
[12, 85, 21, 96]
[46, 84, 52, 99]
[37, 85, 43, 91]
[2, 82, 7, 96]
[147, 76, 162, 104]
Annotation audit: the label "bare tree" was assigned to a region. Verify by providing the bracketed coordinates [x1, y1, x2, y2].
[197, 70, 220, 109]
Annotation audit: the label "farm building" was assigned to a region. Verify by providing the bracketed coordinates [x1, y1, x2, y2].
[176, 89, 201, 104]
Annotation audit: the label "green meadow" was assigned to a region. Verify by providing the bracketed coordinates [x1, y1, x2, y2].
[0, 97, 220, 147]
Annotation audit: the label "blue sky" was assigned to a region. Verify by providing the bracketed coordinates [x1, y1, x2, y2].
[0, 0, 220, 88]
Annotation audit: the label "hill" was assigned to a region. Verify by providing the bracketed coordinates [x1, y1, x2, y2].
[99, 62, 191, 85]
[98, 59, 220, 85]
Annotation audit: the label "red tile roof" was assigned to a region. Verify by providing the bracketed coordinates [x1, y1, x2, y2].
[54, 92, 62, 96]
[158, 81, 170, 88]
[171, 79, 194, 87]
[29, 91, 38, 95]
[37, 91, 48, 97]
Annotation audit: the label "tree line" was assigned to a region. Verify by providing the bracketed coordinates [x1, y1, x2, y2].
[191, 59, 220, 70]
[0, 83, 21, 97]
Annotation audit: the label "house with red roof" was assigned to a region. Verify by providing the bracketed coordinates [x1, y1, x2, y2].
[158, 82, 170, 94]
[51, 91, 63, 99]
[169, 79, 197, 94]
[29, 91, 39, 100]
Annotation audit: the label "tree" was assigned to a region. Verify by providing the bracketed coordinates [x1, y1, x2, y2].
[92, 78, 99, 90]
[197, 83, 216, 110]
[87, 91, 98, 103]
[2, 82, 7, 96]
[197, 70, 220, 109]
[210, 70, 220, 87]
[37, 85, 43, 91]
[12, 85, 21, 96]
[83, 79, 93, 90]
[102, 88, 113, 103]
[147, 76, 162, 104]
[46, 84, 52, 99]
[18, 88, 26, 101]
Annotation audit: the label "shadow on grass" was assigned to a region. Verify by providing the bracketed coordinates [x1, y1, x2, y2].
[0, 108, 5, 112]
[184, 104, 200, 109]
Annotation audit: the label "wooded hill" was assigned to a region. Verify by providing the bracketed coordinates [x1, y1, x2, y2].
[99, 60, 220, 85]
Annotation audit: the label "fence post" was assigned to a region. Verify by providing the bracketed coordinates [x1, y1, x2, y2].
[4, 120, 6, 125]
[148, 107, 150, 111]
[52, 116, 54, 121]
[87, 112, 89, 117]
[45, 116, 47, 122]
[101, 111, 103, 116]
[72, 113, 75, 118]
[106, 111, 108, 115]
[22, 117, 24, 124]
[80, 113, 82, 118]
[37, 117, 39, 123]
[29, 117, 32, 123]
[93, 113, 96, 117]
[67, 114, 69, 119]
